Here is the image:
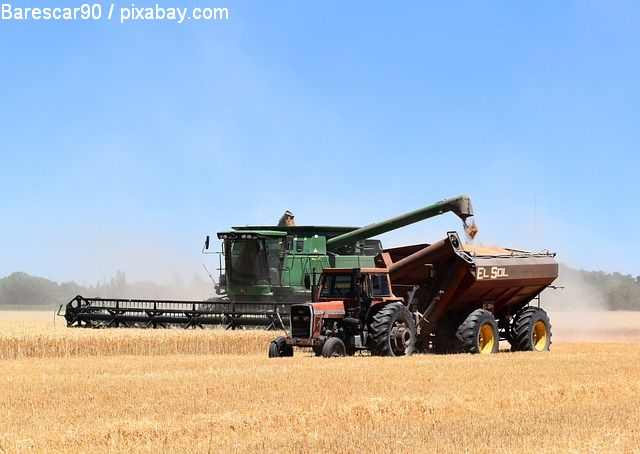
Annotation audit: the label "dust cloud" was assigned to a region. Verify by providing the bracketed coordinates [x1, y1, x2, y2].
[542, 265, 640, 341]
[92, 271, 216, 301]
[56, 227, 220, 301]
[542, 265, 605, 312]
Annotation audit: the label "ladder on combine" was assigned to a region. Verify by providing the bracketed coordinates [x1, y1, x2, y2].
[60, 295, 288, 330]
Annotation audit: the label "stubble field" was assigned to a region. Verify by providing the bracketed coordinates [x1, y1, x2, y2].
[1, 311, 639, 453]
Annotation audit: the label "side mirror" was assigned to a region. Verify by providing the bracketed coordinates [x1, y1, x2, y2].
[303, 275, 311, 289]
[204, 235, 210, 250]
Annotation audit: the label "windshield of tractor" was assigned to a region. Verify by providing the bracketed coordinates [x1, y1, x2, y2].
[320, 274, 355, 298]
[227, 238, 283, 286]
[370, 274, 391, 296]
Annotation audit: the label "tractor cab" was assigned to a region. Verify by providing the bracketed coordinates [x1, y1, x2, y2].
[316, 268, 398, 317]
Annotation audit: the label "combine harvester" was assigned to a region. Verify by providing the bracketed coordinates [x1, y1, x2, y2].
[269, 231, 558, 357]
[62, 195, 476, 329]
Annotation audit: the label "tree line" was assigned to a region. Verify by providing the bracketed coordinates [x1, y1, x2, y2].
[0, 271, 213, 309]
[1, 266, 639, 310]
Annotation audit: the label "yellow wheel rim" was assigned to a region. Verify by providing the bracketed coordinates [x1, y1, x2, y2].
[478, 323, 495, 354]
[532, 320, 548, 351]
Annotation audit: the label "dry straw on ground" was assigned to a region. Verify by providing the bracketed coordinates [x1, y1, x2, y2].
[1, 312, 639, 453]
[0, 320, 273, 359]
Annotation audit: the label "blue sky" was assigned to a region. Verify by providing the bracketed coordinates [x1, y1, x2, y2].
[1, 1, 638, 284]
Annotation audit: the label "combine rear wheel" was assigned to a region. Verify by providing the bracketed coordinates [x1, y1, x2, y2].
[321, 337, 346, 357]
[456, 309, 499, 354]
[369, 303, 416, 357]
[510, 307, 552, 352]
[268, 336, 294, 358]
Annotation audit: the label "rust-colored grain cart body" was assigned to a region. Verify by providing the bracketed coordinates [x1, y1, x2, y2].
[381, 232, 558, 353]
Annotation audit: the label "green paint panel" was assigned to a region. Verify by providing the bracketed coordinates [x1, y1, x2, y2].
[334, 256, 376, 268]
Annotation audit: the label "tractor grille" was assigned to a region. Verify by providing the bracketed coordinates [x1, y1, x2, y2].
[290, 305, 312, 338]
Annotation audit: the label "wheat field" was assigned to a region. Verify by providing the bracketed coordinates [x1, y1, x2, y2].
[1, 311, 639, 453]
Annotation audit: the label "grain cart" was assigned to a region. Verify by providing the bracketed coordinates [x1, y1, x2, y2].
[62, 195, 475, 329]
[269, 231, 558, 357]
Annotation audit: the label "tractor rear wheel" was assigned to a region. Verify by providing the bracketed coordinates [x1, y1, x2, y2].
[510, 307, 552, 352]
[369, 303, 416, 357]
[321, 337, 346, 358]
[268, 336, 294, 358]
[456, 309, 499, 354]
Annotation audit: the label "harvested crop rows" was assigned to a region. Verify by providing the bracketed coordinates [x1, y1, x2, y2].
[1, 312, 639, 453]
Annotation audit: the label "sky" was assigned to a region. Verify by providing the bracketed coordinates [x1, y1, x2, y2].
[1, 1, 639, 285]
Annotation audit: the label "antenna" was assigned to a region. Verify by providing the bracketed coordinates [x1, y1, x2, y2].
[202, 264, 217, 286]
[534, 194, 537, 251]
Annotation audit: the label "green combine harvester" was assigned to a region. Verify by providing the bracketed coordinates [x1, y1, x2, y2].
[62, 195, 475, 329]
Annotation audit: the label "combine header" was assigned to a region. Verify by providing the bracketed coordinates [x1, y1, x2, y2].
[62, 195, 475, 329]
[63, 297, 281, 329]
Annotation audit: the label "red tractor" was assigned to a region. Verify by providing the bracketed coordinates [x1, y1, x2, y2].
[269, 267, 416, 357]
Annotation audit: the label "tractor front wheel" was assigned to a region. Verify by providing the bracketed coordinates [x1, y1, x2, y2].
[321, 337, 346, 358]
[456, 309, 499, 354]
[268, 336, 294, 358]
[369, 303, 416, 356]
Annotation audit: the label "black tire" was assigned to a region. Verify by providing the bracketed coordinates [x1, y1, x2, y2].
[456, 309, 499, 354]
[268, 336, 293, 358]
[510, 307, 552, 352]
[369, 303, 416, 357]
[312, 344, 323, 356]
[321, 337, 346, 358]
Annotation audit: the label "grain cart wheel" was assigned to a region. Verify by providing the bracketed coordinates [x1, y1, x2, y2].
[369, 303, 417, 357]
[321, 337, 346, 358]
[510, 307, 552, 352]
[268, 336, 294, 358]
[456, 309, 499, 354]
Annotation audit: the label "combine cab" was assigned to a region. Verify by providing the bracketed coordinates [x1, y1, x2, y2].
[269, 231, 558, 356]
